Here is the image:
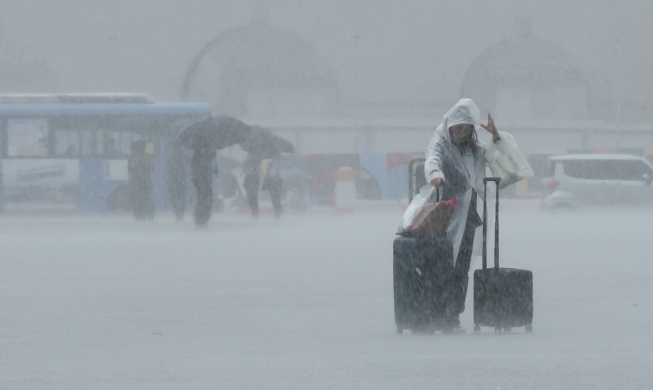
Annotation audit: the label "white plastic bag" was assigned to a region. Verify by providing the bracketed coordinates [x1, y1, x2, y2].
[397, 186, 457, 237]
[397, 185, 439, 235]
[485, 131, 534, 189]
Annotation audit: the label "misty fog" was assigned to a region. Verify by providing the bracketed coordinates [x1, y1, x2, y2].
[1, 1, 653, 389]
[2, 0, 653, 122]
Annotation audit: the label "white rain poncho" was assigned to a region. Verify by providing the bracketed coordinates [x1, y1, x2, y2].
[424, 98, 488, 263]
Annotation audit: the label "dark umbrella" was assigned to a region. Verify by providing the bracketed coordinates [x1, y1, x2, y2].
[240, 126, 294, 159]
[177, 115, 252, 150]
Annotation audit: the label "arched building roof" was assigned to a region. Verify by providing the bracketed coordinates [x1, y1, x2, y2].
[461, 37, 588, 118]
[181, 24, 339, 118]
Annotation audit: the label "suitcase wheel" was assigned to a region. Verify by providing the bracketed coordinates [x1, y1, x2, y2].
[526, 325, 533, 333]
[396, 327, 403, 335]
[473, 325, 481, 333]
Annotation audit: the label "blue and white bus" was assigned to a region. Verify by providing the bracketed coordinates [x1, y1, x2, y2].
[0, 94, 211, 212]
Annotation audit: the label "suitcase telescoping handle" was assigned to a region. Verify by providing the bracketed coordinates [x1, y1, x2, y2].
[482, 177, 501, 270]
[431, 182, 445, 202]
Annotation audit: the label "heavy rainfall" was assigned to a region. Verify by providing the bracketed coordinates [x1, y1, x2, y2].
[0, 1, 652, 389]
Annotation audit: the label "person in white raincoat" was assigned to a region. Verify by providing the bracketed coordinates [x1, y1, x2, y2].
[425, 98, 502, 328]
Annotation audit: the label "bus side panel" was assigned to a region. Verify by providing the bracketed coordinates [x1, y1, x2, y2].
[2, 159, 79, 211]
[78, 159, 125, 212]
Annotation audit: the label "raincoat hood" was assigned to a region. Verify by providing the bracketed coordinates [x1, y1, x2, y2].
[440, 98, 484, 147]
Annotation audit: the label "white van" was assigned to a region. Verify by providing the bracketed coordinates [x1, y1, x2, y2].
[541, 154, 653, 209]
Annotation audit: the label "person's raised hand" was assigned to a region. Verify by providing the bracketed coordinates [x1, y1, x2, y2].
[480, 112, 501, 142]
[430, 177, 444, 187]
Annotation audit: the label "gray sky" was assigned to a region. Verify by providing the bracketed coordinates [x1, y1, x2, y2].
[1, 0, 652, 119]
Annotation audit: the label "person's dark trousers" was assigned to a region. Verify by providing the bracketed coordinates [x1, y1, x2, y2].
[449, 191, 480, 325]
[194, 178, 213, 228]
[169, 186, 186, 221]
[267, 177, 283, 218]
[243, 174, 260, 218]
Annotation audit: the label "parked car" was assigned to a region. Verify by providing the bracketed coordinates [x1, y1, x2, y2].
[541, 154, 653, 209]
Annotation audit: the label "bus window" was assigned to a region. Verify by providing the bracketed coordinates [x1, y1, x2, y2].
[80, 130, 97, 156]
[7, 119, 49, 157]
[103, 130, 147, 157]
[54, 129, 80, 157]
[100, 133, 121, 157]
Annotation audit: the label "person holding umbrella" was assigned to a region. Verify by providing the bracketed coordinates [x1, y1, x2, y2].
[176, 115, 252, 228]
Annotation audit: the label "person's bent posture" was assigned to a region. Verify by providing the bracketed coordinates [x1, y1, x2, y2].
[425, 98, 501, 330]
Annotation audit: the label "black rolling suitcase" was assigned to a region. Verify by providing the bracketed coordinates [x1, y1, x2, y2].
[393, 236, 454, 334]
[394, 158, 455, 334]
[473, 177, 533, 333]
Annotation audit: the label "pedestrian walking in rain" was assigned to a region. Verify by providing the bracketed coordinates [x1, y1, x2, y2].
[239, 126, 293, 218]
[176, 115, 254, 226]
[425, 98, 501, 331]
[128, 140, 155, 220]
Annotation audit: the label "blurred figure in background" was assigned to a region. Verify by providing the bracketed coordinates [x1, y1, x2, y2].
[240, 126, 294, 218]
[128, 140, 155, 220]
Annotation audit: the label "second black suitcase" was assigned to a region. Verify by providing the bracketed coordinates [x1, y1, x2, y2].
[393, 236, 455, 334]
[473, 177, 533, 333]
